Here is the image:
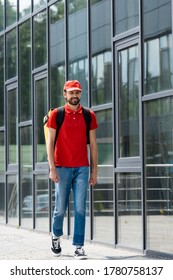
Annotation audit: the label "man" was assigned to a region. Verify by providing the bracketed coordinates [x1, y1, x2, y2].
[46, 80, 98, 259]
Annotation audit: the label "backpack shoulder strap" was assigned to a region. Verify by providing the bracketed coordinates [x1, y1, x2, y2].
[82, 107, 92, 144]
[56, 106, 65, 128]
[55, 106, 65, 144]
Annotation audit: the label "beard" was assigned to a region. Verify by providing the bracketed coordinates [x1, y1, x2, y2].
[68, 97, 80, 105]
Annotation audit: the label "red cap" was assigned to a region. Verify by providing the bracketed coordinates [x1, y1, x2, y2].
[64, 80, 82, 91]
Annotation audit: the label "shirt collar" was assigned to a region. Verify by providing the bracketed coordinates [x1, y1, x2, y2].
[64, 103, 82, 114]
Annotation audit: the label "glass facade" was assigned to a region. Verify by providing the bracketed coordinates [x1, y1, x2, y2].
[0, 0, 173, 258]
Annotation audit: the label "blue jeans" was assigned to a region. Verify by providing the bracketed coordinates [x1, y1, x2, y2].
[52, 166, 89, 246]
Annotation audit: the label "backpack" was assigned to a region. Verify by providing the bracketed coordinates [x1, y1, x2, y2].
[43, 106, 91, 154]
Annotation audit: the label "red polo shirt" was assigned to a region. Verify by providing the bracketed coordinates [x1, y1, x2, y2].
[46, 104, 98, 167]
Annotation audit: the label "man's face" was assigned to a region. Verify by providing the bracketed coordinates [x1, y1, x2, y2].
[64, 90, 81, 105]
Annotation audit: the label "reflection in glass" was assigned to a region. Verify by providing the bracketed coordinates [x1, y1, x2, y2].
[20, 126, 33, 228]
[145, 97, 173, 254]
[33, 11, 47, 69]
[19, 0, 31, 19]
[6, 29, 16, 79]
[7, 174, 18, 225]
[19, 20, 31, 122]
[33, 0, 47, 10]
[91, 0, 112, 106]
[8, 88, 17, 165]
[114, 0, 139, 35]
[49, 1, 65, 108]
[0, 132, 5, 223]
[143, 0, 173, 94]
[0, 0, 4, 31]
[6, 0, 17, 27]
[67, 0, 88, 107]
[0, 35, 4, 127]
[35, 174, 49, 232]
[117, 173, 142, 249]
[93, 109, 114, 243]
[118, 45, 139, 157]
[35, 77, 47, 163]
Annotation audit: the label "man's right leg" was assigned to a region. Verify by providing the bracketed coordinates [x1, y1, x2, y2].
[51, 167, 72, 255]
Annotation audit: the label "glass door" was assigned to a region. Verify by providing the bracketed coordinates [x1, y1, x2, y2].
[115, 40, 143, 250]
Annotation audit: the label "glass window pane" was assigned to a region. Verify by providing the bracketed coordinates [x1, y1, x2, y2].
[20, 126, 33, 228]
[114, 0, 139, 36]
[0, 36, 4, 127]
[7, 174, 18, 225]
[117, 173, 142, 249]
[67, 0, 88, 107]
[33, 0, 47, 10]
[6, 0, 17, 27]
[6, 29, 17, 79]
[8, 88, 17, 165]
[35, 174, 49, 232]
[33, 11, 47, 69]
[35, 77, 47, 163]
[49, 1, 65, 108]
[0, 0, 4, 31]
[93, 109, 114, 243]
[143, 0, 173, 94]
[19, 0, 31, 19]
[144, 97, 173, 254]
[19, 20, 31, 122]
[0, 132, 5, 223]
[118, 45, 139, 157]
[91, 0, 112, 106]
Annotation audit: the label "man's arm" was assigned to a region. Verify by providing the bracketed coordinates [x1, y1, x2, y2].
[47, 127, 59, 183]
[89, 129, 98, 186]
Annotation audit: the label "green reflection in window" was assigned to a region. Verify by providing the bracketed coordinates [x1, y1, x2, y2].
[19, 0, 31, 19]
[6, 0, 17, 27]
[68, 0, 88, 107]
[0, 132, 5, 172]
[91, 0, 112, 105]
[6, 29, 16, 79]
[19, 20, 31, 122]
[91, 52, 112, 105]
[96, 109, 113, 165]
[33, 0, 47, 11]
[35, 77, 47, 163]
[33, 11, 47, 69]
[0, 0, 4, 31]
[0, 35, 4, 126]
[8, 88, 17, 165]
[20, 126, 33, 226]
[118, 45, 139, 158]
[68, 0, 87, 14]
[49, 1, 65, 108]
[143, 0, 173, 94]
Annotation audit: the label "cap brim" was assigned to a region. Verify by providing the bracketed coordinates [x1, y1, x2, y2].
[65, 87, 82, 91]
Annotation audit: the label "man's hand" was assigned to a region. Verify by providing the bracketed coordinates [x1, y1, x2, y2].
[89, 171, 97, 186]
[49, 166, 59, 183]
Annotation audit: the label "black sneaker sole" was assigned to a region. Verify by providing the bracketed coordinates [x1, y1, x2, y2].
[51, 247, 62, 256]
[74, 254, 87, 260]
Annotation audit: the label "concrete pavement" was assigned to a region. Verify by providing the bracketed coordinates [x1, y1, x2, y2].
[0, 223, 163, 260]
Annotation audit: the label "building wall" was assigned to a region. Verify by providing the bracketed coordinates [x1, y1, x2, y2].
[0, 0, 173, 258]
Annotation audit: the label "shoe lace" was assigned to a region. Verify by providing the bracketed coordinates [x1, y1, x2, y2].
[76, 247, 85, 254]
[53, 239, 60, 249]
